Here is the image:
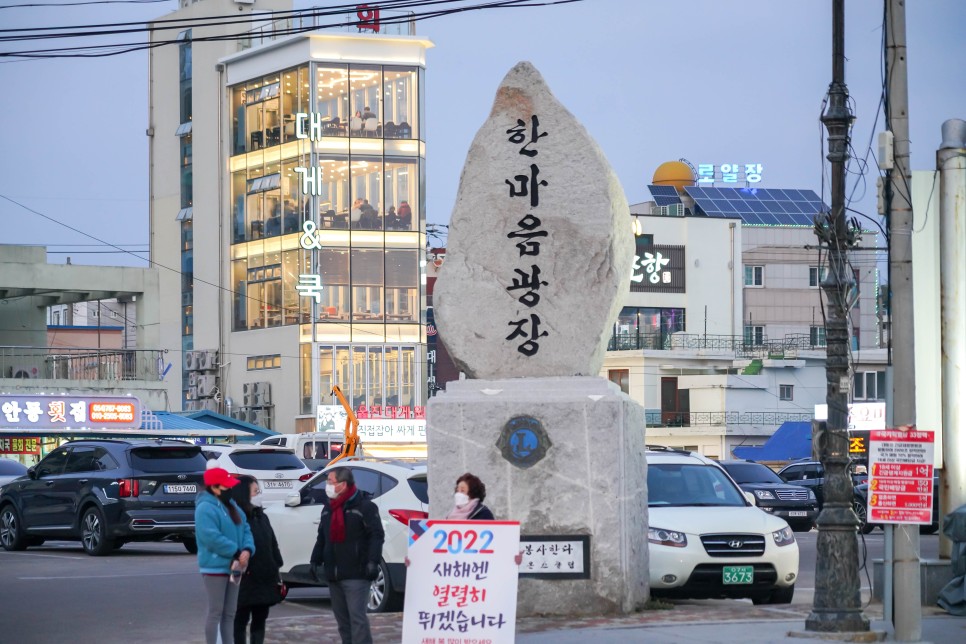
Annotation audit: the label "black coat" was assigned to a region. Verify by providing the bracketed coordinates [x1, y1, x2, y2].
[469, 503, 494, 520]
[309, 491, 385, 582]
[238, 508, 284, 607]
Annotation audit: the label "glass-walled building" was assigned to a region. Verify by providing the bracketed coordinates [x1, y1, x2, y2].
[221, 33, 433, 430]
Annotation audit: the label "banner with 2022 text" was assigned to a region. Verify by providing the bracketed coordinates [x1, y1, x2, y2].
[402, 520, 520, 644]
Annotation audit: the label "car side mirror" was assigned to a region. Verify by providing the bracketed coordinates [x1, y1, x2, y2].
[27, 466, 37, 480]
[285, 493, 301, 508]
[744, 491, 756, 506]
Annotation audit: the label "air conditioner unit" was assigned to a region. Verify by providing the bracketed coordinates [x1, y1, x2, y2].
[185, 400, 203, 412]
[11, 365, 40, 379]
[187, 385, 198, 401]
[243, 382, 255, 406]
[250, 409, 268, 427]
[231, 407, 248, 421]
[254, 382, 272, 405]
[196, 375, 217, 397]
[201, 398, 220, 412]
[183, 351, 198, 371]
[199, 350, 219, 371]
[188, 371, 199, 386]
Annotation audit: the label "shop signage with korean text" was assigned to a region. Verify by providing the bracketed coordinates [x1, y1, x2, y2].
[1, 395, 142, 430]
[316, 404, 427, 442]
[0, 437, 41, 454]
[867, 428, 935, 525]
[403, 519, 519, 644]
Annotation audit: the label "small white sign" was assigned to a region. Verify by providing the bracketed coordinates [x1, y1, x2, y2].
[403, 520, 519, 644]
[813, 402, 886, 431]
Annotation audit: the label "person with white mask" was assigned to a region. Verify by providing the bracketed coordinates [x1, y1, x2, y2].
[309, 468, 384, 644]
[446, 472, 494, 521]
[230, 475, 284, 644]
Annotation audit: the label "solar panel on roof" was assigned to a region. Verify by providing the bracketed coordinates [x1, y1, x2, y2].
[647, 184, 683, 207]
[683, 185, 828, 226]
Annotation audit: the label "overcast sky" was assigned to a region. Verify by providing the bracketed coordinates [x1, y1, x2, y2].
[0, 0, 963, 268]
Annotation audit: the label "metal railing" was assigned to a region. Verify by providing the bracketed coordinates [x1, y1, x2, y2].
[0, 346, 165, 383]
[645, 410, 814, 428]
[240, 7, 416, 51]
[608, 331, 828, 357]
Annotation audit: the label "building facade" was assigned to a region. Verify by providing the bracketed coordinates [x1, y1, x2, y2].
[149, 0, 433, 431]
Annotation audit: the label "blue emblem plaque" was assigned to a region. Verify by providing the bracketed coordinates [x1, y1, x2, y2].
[497, 415, 551, 468]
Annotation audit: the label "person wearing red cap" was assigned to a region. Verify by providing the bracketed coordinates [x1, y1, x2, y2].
[195, 467, 255, 644]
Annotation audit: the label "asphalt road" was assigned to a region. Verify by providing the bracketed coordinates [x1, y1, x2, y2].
[0, 532, 941, 644]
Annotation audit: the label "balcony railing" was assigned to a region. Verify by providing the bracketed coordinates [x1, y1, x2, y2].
[608, 331, 828, 358]
[240, 7, 416, 51]
[645, 410, 814, 428]
[0, 347, 165, 383]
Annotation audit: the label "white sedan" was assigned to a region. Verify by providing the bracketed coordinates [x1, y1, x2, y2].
[646, 447, 799, 604]
[201, 445, 313, 503]
[264, 459, 428, 612]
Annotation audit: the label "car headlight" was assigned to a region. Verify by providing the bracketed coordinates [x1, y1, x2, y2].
[773, 526, 796, 547]
[754, 490, 775, 500]
[806, 489, 816, 500]
[648, 527, 687, 548]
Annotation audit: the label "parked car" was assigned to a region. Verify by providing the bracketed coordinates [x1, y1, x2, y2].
[853, 474, 940, 535]
[0, 458, 28, 487]
[777, 458, 869, 508]
[200, 444, 313, 503]
[646, 447, 799, 604]
[258, 431, 362, 471]
[719, 460, 819, 532]
[0, 439, 207, 555]
[265, 458, 428, 612]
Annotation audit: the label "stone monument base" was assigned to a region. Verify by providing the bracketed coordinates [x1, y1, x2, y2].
[426, 376, 648, 616]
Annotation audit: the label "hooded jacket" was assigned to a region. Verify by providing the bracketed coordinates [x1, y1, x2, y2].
[194, 490, 255, 574]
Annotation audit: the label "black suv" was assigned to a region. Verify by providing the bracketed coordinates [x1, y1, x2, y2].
[719, 460, 819, 532]
[0, 439, 207, 556]
[776, 459, 869, 508]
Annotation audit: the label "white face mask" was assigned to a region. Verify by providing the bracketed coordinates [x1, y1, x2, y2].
[325, 483, 339, 499]
[454, 492, 470, 508]
[250, 494, 264, 508]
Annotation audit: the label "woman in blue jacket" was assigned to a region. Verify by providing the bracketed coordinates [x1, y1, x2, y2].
[195, 467, 255, 644]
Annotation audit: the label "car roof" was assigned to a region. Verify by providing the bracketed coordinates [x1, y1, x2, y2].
[645, 445, 718, 466]
[60, 438, 196, 449]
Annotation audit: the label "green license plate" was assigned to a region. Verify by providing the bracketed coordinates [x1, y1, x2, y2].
[722, 566, 754, 585]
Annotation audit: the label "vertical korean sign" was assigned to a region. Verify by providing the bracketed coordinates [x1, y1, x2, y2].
[402, 520, 519, 644]
[867, 428, 935, 524]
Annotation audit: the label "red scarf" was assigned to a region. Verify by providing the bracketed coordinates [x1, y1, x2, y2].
[328, 484, 357, 543]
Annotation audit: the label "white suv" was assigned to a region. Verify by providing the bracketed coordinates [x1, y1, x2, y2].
[201, 445, 313, 503]
[646, 446, 799, 604]
[264, 458, 428, 612]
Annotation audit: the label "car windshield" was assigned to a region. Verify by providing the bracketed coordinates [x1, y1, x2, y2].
[723, 462, 785, 484]
[647, 463, 747, 507]
[129, 446, 207, 473]
[229, 451, 305, 471]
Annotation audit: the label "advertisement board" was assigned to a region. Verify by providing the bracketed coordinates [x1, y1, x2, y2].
[0, 395, 142, 430]
[867, 428, 935, 524]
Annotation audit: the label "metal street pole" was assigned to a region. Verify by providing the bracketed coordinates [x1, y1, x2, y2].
[885, 0, 920, 639]
[806, 0, 868, 633]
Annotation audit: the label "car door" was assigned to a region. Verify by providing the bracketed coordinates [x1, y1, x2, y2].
[59, 446, 99, 527]
[803, 464, 825, 506]
[19, 447, 71, 529]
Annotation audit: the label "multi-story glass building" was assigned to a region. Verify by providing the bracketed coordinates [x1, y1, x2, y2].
[149, 0, 433, 431]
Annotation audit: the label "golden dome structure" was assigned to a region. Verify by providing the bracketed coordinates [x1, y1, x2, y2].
[651, 161, 695, 193]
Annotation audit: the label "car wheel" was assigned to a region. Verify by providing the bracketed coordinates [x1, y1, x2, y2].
[768, 584, 795, 604]
[367, 559, 403, 613]
[0, 505, 28, 551]
[853, 499, 875, 534]
[80, 507, 114, 556]
[183, 536, 198, 554]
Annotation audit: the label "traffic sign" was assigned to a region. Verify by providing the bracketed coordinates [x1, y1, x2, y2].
[867, 428, 935, 524]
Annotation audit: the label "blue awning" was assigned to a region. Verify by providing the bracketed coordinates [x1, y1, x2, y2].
[182, 410, 279, 443]
[732, 421, 813, 461]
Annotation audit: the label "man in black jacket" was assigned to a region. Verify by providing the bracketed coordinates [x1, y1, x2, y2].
[310, 467, 385, 644]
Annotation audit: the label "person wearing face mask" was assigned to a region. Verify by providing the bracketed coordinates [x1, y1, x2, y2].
[230, 475, 284, 644]
[309, 467, 385, 644]
[195, 467, 255, 644]
[446, 472, 494, 520]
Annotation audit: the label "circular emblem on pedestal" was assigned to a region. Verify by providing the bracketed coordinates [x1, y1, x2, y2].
[497, 415, 551, 469]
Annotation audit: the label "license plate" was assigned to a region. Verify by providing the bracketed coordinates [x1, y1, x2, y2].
[263, 481, 293, 489]
[788, 511, 808, 517]
[164, 484, 197, 494]
[723, 566, 754, 585]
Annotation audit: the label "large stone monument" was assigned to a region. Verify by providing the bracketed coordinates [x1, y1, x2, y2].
[429, 61, 648, 615]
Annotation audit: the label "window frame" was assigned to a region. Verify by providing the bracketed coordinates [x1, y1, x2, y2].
[779, 384, 794, 401]
[744, 265, 764, 287]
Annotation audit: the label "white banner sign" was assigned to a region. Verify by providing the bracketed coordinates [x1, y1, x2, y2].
[316, 405, 426, 442]
[813, 402, 886, 431]
[402, 520, 519, 644]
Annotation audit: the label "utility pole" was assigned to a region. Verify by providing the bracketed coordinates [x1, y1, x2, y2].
[885, 0, 920, 639]
[805, 0, 868, 633]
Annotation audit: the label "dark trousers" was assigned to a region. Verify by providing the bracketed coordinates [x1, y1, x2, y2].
[233, 604, 270, 644]
[329, 579, 373, 644]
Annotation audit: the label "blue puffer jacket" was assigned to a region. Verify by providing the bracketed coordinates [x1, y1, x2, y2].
[195, 490, 255, 574]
